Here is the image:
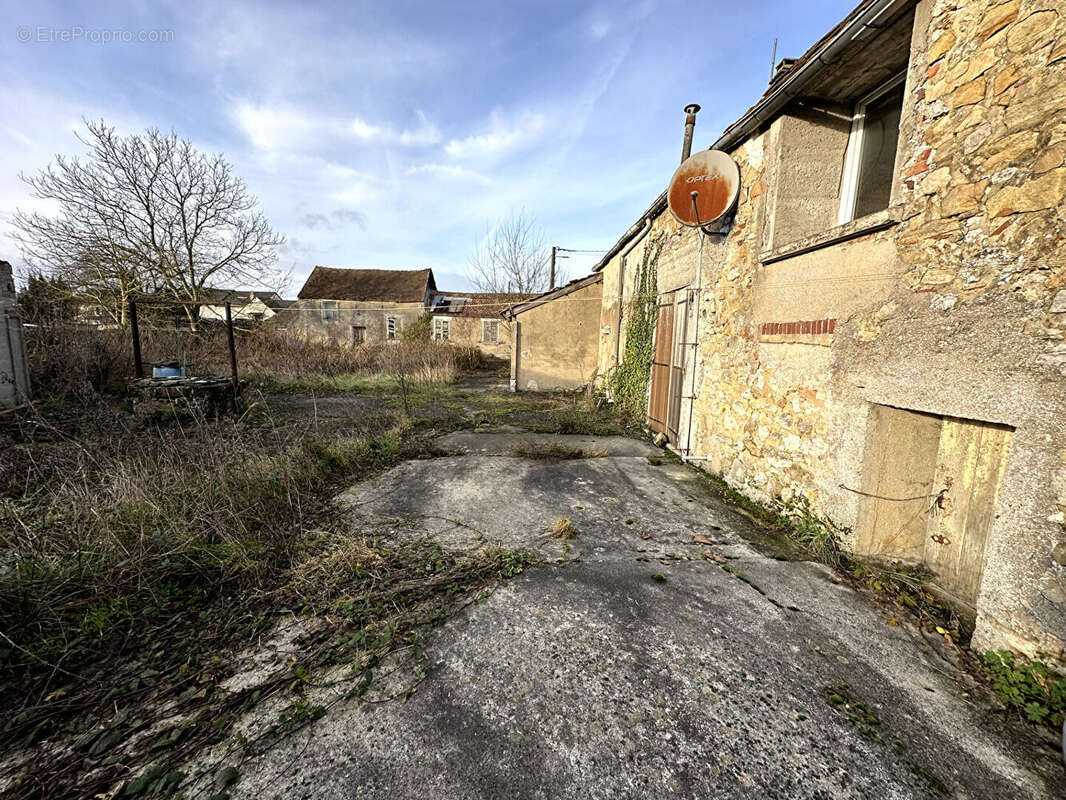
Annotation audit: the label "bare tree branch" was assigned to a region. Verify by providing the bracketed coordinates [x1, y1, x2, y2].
[466, 210, 555, 294]
[12, 120, 286, 327]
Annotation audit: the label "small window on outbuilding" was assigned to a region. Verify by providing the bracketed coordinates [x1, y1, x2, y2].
[433, 317, 450, 341]
[386, 316, 398, 339]
[838, 75, 906, 224]
[481, 319, 499, 344]
[321, 300, 339, 321]
[351, 325, 366, 344]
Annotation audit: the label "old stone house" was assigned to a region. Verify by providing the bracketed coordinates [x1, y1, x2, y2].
[502, 274, 603, 391]
[0, 260, 30, 408]
[429, 292, 532, 359]
[589, 0, 1066, 660]
[281, 267, 437, 345]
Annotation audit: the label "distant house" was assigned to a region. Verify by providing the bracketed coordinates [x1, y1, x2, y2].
[429, 292, 534, 359]
[501, 274, 602, 391]
[199, 289, 291, 324]
[282, 266, 437, 345]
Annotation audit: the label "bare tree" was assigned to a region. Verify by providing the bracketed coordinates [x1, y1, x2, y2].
[13, 120, 285, 326]
[467, 210, 556, 294]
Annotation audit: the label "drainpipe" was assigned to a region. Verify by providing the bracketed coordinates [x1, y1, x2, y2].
[681, 229, 707, 461]
[680, 103, 701, 163]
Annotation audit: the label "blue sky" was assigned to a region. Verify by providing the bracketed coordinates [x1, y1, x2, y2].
[1, 0, 858, 293]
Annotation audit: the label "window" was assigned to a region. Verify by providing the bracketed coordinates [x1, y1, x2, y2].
[433, 317, 450, 341]
[351, 325, 366, 344]
[386, 316, 398, 339]
[838, 75, 906, 224]
[321, 300, 339, 321]
[481, 319, 499, 344]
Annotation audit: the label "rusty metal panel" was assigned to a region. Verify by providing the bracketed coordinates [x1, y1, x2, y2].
[648, 301, 674, 435]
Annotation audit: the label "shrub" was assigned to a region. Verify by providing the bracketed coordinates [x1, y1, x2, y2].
[400, 312, 432, 342]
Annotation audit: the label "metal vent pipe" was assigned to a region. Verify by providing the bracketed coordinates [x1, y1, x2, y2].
[681, 103, 701, 163]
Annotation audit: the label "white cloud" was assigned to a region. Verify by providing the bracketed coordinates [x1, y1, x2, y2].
[586, 16, 612, 41]
[444, 109, 548, 161]
[233, 103, 440, 154]
[406, 163, 492, 185]
[352, 111, 440, 147]
[233, 104, 316, 152]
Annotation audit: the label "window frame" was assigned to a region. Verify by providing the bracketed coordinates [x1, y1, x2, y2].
[351, 325, 366, 344]
[432, 316, 450, 341]
[481, 318, 499, 344]
[321, 299, 339, 321]
[386, 316, 398, 340]
[837, 71, 907, 226]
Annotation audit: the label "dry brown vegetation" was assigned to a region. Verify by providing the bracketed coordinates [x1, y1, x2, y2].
[0, 323, 534, 797]
[21, 320, 487, 401]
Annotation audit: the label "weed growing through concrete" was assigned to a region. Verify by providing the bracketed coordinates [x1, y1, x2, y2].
[507, 441, 605, 461]
[549, 518, 577, 540]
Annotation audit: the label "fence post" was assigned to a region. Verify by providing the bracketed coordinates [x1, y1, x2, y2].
[129, 301, 143, 378]
[225, 302, 240, 406]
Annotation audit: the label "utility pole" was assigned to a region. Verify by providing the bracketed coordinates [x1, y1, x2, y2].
[550, 246, 557, 291]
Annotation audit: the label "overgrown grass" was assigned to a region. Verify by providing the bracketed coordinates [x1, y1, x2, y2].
[22, 322, 487, 402]
[0, 324, 584, 797]
[0, 396, 540, 797]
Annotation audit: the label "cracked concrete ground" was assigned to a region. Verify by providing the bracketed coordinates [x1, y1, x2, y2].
[230, 433, 1065, 799]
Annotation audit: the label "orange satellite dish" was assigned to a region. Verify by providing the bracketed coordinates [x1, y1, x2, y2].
[667, 149, 740, 230]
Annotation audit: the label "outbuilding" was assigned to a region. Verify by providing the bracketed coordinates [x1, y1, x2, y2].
[502, 273, 602, 392]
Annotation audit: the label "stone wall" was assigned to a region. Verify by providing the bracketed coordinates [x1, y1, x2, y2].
[598, 0, 1066, 658]
[276, 300, 427, 345]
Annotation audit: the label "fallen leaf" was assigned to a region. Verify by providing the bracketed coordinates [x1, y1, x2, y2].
[692, 534, 713, 545]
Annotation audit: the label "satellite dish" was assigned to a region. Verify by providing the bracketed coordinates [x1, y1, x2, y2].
[667, 149, 740, 231]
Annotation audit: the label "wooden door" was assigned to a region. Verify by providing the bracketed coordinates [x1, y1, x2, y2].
[855, 404, 942, 562]
[667, 291, 691, 443]
[648, 299, 674, 436]
[855, 405, 1013, 611]
[924, 417, 1012, 608]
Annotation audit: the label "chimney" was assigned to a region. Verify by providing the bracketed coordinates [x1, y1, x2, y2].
[771, 58, 798, 86]
[681, 104, 701, 163]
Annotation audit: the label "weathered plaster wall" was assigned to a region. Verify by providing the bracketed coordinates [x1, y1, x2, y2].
[764, 104, 853, 248]
[598, 0, 1066, 658]
[449, 316, 513, 360]
[277, 300, 426, 345]
[514, 280, 603, 391]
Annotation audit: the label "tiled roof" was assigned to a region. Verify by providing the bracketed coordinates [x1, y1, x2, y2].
[297, 267, 435, 303]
